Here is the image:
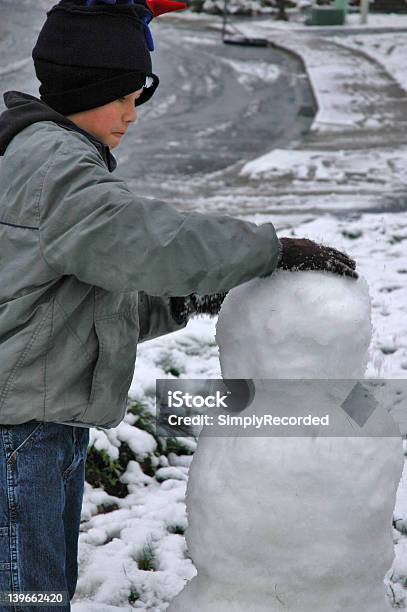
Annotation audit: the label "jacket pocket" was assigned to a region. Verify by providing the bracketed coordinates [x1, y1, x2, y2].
[80, 312, 140, 427]
[44, 298, 96, 422]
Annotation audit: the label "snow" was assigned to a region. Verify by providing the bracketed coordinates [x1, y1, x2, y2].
[172, 431, 402, 610]
[240, 147, 407, 193]
[117, 422, 158, 460]
[209, 12, 407, 30]
[76, 479, 196, 610]
[218, 58, 280, 88]
[169, 270, 403, 610]
[233, 23, 402, 133]
[67, 13, 407, 612]
[89, 420, 157, 461]
[155, 467, 188, 482]
[331, 33, 407, 94]
[217, 271, 372, 379]
[262, 215, 407, 383]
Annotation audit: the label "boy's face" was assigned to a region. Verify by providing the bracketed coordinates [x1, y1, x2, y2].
[67, 88, 143, 149]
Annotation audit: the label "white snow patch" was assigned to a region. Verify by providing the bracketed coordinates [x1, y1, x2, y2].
[219, 58, 280, 89]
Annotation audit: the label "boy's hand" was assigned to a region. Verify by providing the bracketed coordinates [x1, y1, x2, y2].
[189, 293, 228, 316]
[170, 292, 228, 324]
[278, 237, 358, 279]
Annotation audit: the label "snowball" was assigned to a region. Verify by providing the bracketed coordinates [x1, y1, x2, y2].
[216, 270, 372, 380]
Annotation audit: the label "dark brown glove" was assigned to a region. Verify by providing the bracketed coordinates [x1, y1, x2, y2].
[170, 292, 228, 325]
[277, 237, 358, 279]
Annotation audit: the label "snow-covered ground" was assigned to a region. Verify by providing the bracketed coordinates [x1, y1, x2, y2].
[72, 15, 407, 611]
[331, 31, 407, 94]
[218, 11, 407, 29]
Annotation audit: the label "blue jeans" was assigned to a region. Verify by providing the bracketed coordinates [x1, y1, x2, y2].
[0, 421, 89, 612]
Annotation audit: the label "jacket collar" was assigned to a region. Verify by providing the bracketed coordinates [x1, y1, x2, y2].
[0, 91, 117, 172]
[57, 121, 117, 172]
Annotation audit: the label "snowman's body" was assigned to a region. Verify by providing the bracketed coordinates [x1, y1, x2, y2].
[168, 272, 403, 612]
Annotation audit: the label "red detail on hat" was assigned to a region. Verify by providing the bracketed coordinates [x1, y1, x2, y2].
[146, 0, 187, 18]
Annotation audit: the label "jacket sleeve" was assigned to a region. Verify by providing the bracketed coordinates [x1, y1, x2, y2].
[39, 136, 282, 296]
[137, 291, 188, 343]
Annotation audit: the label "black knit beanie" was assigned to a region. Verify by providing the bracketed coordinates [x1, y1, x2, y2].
[32, 0, 160, 115]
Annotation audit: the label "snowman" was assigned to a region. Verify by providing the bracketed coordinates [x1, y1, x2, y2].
[168, 271, 403, 612]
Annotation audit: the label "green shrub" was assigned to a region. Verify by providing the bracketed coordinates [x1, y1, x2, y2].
[85, 447, 128, 498]
[86, 399, 196, 498]
[128, 589, 140, 604]
[137, 542, 156, 571]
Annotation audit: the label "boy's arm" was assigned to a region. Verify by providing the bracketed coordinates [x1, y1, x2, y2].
[137, 291, 187, 343]
[138, 292, 227, 343]
[39, 137, 282, 296]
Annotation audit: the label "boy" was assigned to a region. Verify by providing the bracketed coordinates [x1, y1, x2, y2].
[0, 0, 357, 608]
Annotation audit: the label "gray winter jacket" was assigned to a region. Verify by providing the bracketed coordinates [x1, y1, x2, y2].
[0, 91, 282, 429]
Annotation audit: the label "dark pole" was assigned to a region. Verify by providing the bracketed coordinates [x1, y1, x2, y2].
[222, 0, 228, 41]
[275, 0, 289, 20]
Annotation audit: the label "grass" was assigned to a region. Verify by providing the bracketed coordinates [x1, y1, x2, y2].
[136, 542, 156, 571]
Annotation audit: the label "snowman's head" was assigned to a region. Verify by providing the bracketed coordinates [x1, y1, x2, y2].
[216, 270, 372, 382]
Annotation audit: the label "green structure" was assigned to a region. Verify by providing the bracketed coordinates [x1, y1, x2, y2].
[306, 5, 346, 25]
[333, 0, 348, 9]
